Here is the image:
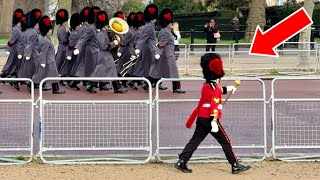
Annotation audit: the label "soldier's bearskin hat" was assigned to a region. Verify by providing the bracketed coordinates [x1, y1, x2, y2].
[88, 6, 100, 24]
[114, 11, 125, 19]
[143, 3, 158, 22]
[80, 7, 90, 23]
[39, 15, 53, 36]
[55, 9, 69, 25]
[27, 9, 42, 28]
[159, 8, 173, 28]
[133, 12, 145, 29]
[12, 9, 24, 26]
[70, 13, 81, 31]
[127, 12, 135, 27]
[95, 11, 108, 30]
[201, 53, 225, 80]
[21, 13, 28, 31]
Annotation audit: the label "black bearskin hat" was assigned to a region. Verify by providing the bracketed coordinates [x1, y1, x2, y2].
[70, 13, 81, 31]
[95, 11, 108, 30]
[88, 6, 100, 24]
[127, 12, 135, 27]
[21, 13, 28, 31]
[12, 9, 24, 26]
[133, 12, 145, 29]
[143, 3, 158, 22]
[80, 7, 90, 23]
[159, 8, 173, 28]
[39, 15, 53, 36]
[55, 9, 69, 25]
[27, 9, 42, 28]
[200, 53, 225, 80]
[114, 11, 125, 19]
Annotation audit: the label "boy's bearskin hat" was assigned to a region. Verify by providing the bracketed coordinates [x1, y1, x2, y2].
[127, 12, 135, 27]
[114, 11, 125, 19]
[201, 53, 225, 80]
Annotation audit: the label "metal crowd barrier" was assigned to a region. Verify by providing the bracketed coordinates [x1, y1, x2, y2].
[38, 77, 153, 164]
[187, 44, 231, 76]
[271, 77, 320, 161]
[0, 78, 34, 165]
[155, 77, 267, 163]
[175, 43, 188, 74]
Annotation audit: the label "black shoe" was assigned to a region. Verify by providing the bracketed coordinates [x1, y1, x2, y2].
[128, 82, 138, 90]
[232, 163, 251, 174]
[59, 81, 66, 86]
[52, 89, 65, 94]
[86, 85, 96, 93]
[99, 86, 112, 91]
[114, 87, 128, 93]
[27, 82, 31, 93]
[141, 84, 149, 92]
[174, 159, 192, 173]
[159, 84, 168, 90]
[13, 82, 20, 91]
[173, 89, 186, 93]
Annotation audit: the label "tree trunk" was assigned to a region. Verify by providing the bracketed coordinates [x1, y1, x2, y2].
[244, 0, 266, 42]
[72, 0, 80, 13]
[297, 0, 314, 69]
[0, 0, 15, 35]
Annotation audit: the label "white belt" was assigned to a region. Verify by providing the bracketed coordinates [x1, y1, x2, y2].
[202, 103, 223, 109]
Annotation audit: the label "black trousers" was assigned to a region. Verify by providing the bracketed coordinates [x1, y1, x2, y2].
[179, 117, 237, 165]
[206, 41, 216, 52]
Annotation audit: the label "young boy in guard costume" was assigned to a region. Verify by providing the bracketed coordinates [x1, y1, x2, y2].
[174, 53, 251, 174]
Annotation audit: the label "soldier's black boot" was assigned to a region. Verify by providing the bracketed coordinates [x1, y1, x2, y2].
[99, 82, 112, 91]
[42, 83, 52, 91]
[52, 83, 65, 94]
[69, 80, 80, 90]
[231, 162, 251, 174]
[112, 81, 128, 93]
[128, 81, 138, 90]
[86, 82, 97, 93]
[13, 81, 20, 91]
[174, 159, 192, 173]
[0, 72, 7, 84]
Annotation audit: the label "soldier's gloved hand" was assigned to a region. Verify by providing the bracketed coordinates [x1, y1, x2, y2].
[155, 54, 160, 60]
[210, 118, 219, 133]
[226, 85, 237, 94]
[135, 49, 140, 55]
[67, 56, 72, 60]
[17, 55, 22, 59]
[73, 49, 79, 55]
[5, 51, 10, 56]
[26, 57, 30, 60]
[117, 52, 122, 57]
[40, 64, 46, 68]
[113, 40, 119, 46]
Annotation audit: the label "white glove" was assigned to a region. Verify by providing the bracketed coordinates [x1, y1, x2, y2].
[135, 49, 140, 55]
[17, 55, 22, 59]
[67, 56, 72, 60]
[41, 64, 46, 68]
[155, 54, 160, 60]
[113, 40, 119, 46]
[211, 120, 219, 133]
[5, 51, 10, 56]
[73, 49, 79, 55]
[226, 86, 237, 94]
[26, 57, 30, 60]
[117, 52, 122, 57]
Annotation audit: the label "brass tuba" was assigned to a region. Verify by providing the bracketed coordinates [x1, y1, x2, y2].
[109, 17, 129, 43]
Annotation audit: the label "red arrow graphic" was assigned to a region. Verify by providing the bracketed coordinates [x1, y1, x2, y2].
[249, 7, 313, 57]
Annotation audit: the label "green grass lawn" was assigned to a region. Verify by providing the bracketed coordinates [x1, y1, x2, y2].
[316, 38, 320, 43]
[0, 39, 7, 45]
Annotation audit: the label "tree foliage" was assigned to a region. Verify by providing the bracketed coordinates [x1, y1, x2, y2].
[121, 0, 145, 15]
[206, 0, 250, 11]
[154, 0, 206, 13]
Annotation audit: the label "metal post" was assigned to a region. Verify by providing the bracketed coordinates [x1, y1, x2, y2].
[190, 29, 195, 51]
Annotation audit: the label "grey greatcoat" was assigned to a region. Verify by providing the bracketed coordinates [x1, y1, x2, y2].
[128, 29, 142, 76]
[55, 25, 69, 75]
[2, 26, 21, 75]
[16, 30, 27, 77]
[75, 24, 98, 77]
[63, 29, 80, 77]
[116, 27, 135, 74]
[32, 36, 59, 84]
[91, 30, 117, 78]
[133, 22, 156, 77]
[20, 28, 40, 79]
[73, 24, 87, 77]
[149, 27, 179, 79]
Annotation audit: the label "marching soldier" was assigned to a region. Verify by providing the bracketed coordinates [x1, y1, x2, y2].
[175, 53, 250, 174]
[85, 11, 127, 94]
[133, 3, 159, 92]
[150, 8, 186, 93]
[32, 15, 65, 94]
[66, 13, 81, 90]
[55, 9, 69, 86]
[1, 9, 23, 80]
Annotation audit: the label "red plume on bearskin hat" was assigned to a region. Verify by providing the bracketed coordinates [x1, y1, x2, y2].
[21, 13, 28, 31]
[133, 11, 145, 29]
[200, 53, 225, 80]
[127, 12, 135, 27]
[27, 9, 42, 28]
[88, 6, 100, 24]
[159, 8, 173, 28]
[95, 11, 109, 30]
[55, 9, 69, 25]
[143, 3, 158, 22]
[12, 9, 24, 26]
[114, 11, 125, 20]
[80, 7, 90, 23]
[39, 15, 53, 36]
